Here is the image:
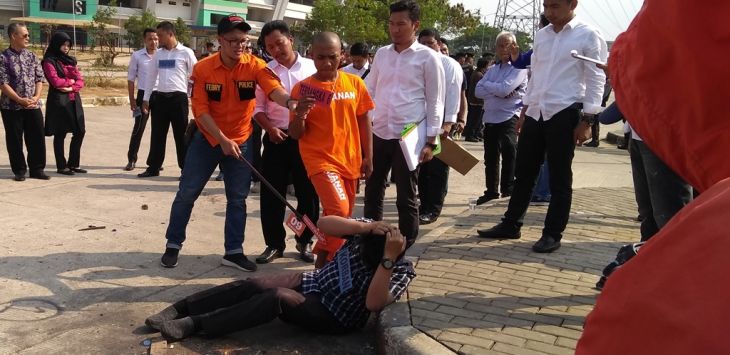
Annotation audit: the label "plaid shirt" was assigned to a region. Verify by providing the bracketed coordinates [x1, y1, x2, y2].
[301, 235, 416, 329]
[0, 48, 45, 110]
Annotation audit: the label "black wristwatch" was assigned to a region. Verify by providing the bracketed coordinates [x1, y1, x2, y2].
[380, 258, 395, 270]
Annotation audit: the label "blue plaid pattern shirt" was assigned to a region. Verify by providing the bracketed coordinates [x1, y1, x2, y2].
[301, 236, 416, 329]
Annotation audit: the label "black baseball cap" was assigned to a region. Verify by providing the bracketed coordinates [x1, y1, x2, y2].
[217, 14, 252, 35]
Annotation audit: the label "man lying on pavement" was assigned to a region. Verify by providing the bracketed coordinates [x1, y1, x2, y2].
[144, 216, 416, 341]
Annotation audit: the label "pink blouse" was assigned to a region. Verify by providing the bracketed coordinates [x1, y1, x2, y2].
[42, 61, 84, 101]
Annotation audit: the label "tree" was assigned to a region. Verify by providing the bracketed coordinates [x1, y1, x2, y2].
[89, 0, 119, 66]
[123, 9, 158, 49]
[292, 0, 480, 48]
[449, 22, 532, 57]
[174, 17, 191, 47]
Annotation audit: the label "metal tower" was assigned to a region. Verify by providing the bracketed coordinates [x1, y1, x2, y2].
[494, 0, 540, 39]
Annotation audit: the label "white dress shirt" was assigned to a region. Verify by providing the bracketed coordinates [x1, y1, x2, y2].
[341, 61, 369, 77]
[365, 41, 445, 139]
[440, 54, 464, 124]
[253, 53, 316, 129]
[143, 42, 197, 101]
[127, 48, 157, 92]
[522, 16, 608, 121]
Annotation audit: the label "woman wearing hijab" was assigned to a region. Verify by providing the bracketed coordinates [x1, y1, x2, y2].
[42, 32, 86, 175]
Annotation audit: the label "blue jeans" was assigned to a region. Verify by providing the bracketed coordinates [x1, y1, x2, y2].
[532, 161, 551, 201]
[166, 131, 252, 254]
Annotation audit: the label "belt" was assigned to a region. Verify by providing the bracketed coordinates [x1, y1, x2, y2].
[156, 91, 185, 98]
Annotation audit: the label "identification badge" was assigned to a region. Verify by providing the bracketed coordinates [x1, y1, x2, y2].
[285, 212, 306, 236]
[299, 83, 334, 106]
[159, 59, 175, 69]
[336, 247, 353, 294]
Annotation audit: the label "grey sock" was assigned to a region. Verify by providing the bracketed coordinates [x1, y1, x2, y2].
[145, 305, 178, 331]
[159, 316, 196, 341]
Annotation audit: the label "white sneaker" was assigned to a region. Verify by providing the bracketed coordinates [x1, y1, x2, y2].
[250, 181, 260, 193]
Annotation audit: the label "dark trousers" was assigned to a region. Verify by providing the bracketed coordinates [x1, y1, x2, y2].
[251, 121, 262, 182]
[364, 135, 419, 247]
[417, 157, 449, 216]
[503, 107, 580, 240]
[146, 91, 188, 172]
[53, 130, 84, 170]
[260, 133, 319, 250]
[127, 89, 151, 163]
[1, 108, 46, 175]
[465, 105, 484, 138]
[629, 139, 692, 241]
[483, 117, 517, 198]
[182, 279, 346, 336]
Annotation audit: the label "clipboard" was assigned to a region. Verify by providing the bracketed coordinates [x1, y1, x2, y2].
[435, 137, 479, 175]
[399, 120, 440, 171]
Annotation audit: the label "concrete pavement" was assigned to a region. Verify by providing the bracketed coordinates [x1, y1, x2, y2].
[0, 104, 634, 354]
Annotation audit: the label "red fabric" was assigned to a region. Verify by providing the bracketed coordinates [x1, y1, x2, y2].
[609, 0, 730, 192]
[577, 1, 730, 353]
[577, 178, 730, 354]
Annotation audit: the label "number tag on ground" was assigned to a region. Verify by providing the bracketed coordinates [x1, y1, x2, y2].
[285, 212, 306, 236]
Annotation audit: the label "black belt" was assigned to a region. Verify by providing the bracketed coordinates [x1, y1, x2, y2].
[156, 91, 185, 98]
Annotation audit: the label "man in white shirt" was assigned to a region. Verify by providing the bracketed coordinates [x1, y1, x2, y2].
[341, 42, 370, 78]
[138, 21, 197, 178]
[416, 28, 466, 225]
[477, 0, 607, 253]
[125, 28, 158, 171]
[252, 20, 319, 264]
[364, 0, 445, 247]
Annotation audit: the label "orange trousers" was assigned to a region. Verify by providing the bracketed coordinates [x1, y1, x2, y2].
[310, 171, 357, 260]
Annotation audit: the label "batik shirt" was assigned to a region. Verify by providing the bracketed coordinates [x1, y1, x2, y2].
[0, 48, 45, 110]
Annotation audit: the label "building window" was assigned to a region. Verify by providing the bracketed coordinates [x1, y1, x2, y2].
[289, 0, 314, 6]
[40, 0, 87, 14]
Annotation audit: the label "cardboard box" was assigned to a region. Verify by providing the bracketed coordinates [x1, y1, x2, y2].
[436, 138, 480, 175]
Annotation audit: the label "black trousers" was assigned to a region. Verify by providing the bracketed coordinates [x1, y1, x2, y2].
[146, 91, 188, 172]
[182, 279, 346, 336]
[127, 89, 151, 163]
[53, 130, 84, 170]
[260, 133, 319, 250]
[503, 107, 580, 240]
[1, 108, 46, 175]
[464, 104, 484, 138]
[364, 135, 419, 247]
[483, 116, 517, 198]
[251, 121, 262, 182]
[417, 156, 449, 217]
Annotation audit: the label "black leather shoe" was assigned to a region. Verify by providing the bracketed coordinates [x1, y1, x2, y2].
[532, 235, 561, 253]
[419, 213, 439, 225]
[57, 168, 75, 175]
[29, 172, 50, 180]
[138, 169, 160, 178]
[296, 242, 314, 263]
[69, 167, 87, 173]
[584, 140, 599, 147]
[476, 193, 500, 205]
[124, 162, 135, 171]
[13, 174, 25, 181]
[464, 136, 480, 142]
[255, 247, 283, 264]
[477, 222, 521, 239]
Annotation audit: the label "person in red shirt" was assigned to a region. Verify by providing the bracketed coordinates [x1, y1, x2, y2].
[159, 15, 312, 272]
[576, 1, 730, 354]
[289, 32, 375, 268]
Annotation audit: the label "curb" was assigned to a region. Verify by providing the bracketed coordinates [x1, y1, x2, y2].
[82, 96, 130, 108]
[375, 224, 460, 355]
[375, 198, 514, 354]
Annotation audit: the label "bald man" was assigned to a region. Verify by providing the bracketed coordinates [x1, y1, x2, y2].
[289, 32, 375, 268]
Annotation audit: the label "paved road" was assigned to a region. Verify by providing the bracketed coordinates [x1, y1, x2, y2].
[0, 105, 631, 354]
